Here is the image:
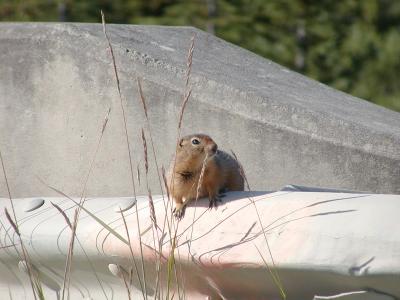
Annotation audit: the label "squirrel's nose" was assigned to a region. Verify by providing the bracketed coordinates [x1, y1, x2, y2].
[210, 144, 217, 154]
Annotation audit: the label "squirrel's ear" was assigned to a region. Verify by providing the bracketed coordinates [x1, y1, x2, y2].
[179, 138, 184, 147]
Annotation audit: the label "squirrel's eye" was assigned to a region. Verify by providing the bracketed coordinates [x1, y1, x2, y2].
[191, 138, 200, 145]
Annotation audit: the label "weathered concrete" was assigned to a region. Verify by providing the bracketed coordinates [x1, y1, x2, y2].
[0, 23, 399, 197]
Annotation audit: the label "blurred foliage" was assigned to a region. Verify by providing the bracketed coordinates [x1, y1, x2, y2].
[0, 0, 399, 111]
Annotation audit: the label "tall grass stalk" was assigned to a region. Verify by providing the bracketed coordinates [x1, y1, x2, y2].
[137, 78, 172, 237]
[231, 150, 286, 299]
[187, 153, 209, 248]
[59, 106, 111, 299]
[135, 27, 196, 300]
[101, 11, 148, 299]
[62, 208, 78, 300]
[121, 265, 132, 300]
[137, 80, 170, 299]
[51, 201, 109, 299]
[0, 148, 43, 299]
[119, 210, 146, 298]
[170, 34, 195, 208]
[51, 202, 72, 229]
[165, 34, 196, 300]
[254, 244, 286, 299]
[37, 106, 128, 300]
[141, 128, 164, 298]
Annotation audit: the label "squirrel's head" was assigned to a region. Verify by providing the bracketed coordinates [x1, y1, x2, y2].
[176, 134, 218, 166]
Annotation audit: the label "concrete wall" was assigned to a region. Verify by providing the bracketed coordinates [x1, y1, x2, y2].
[0, 23, 399, 197]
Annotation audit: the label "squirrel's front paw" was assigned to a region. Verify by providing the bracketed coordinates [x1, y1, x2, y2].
[208, 195, 222, 209]
[173, 204, 186, 220]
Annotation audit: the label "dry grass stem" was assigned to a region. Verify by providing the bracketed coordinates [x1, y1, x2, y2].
[177, 89, 192, 131]
[185, 35, 195, 87]
[120, 211, 145, 299]
[78, 107, 111, 205]
[147, 190, 157, 228]
[195, 154, 208, 205]
[161, 167, 170, 201]
[141, 126, 162, 298]
[138, 77, 179, 300]
[137, 79, 148, 119]
[39, 179, 129, 244]
[121, 265, 132, 300]
[40, 175, 132, 299]
[146, 188, 163, 300]
[187, 153, 208, 254]
[0, 243, 18, 249]
[169, 35, 196, 221]
[57, 105, 111, 298]
[0, 148, 41, 300]
[165, 35, 196, 300]
[255, 244, 286, 299]
[177, 35, 195, 131]
[137, 78, 172, 249]
[231, 150, 286, 299]
[4, 208, 20, 236]
[171, 34, 196, 203]
[51, 202, 72, 229]
[61, 208, 79, 300]
[137, 164, 141, 186]
[141, 128, 149, 174]
[170, 35, 196, 197]
[230, 150, 250, 191]
[74, 236, 109, 299]
[102, 107, 111, 134]
[101, 11, 147, 299]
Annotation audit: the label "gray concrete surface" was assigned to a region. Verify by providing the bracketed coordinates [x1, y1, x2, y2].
[1, 192, 400, 299]
[0, 23, 399, 197]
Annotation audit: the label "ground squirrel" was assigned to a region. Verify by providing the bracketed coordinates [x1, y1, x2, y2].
[167, 134, 244, 219]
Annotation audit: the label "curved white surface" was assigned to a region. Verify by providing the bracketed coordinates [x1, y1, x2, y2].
[0, 191, 399, 299]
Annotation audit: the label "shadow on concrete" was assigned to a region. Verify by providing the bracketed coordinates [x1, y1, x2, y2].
[179, 194, 367, 248]
[187, 190, 273, 208]
[196, 208, 357, 263]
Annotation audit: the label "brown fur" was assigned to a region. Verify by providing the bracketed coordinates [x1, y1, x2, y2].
[167, 134, 244, 219]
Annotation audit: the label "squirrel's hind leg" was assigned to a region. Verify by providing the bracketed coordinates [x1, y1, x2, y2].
[206, 185, 222, 209]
